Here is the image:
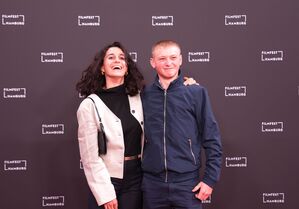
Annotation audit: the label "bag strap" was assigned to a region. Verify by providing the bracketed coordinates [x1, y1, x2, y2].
[87, 97, 104, 130]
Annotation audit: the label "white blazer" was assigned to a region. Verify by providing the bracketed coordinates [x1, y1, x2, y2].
[77, 93, 144, 206]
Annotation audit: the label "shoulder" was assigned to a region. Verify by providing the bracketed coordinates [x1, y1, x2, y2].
[143, 83, 154, 92]
[128, 92, 142, 102]
[77, 96, 94, 113]
[181, 84, 211, 105]
[141, 83, 156, 97]
[184, 84, 207, 94]
[129, 92, 141, 98]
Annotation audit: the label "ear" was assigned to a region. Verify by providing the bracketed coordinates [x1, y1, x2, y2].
[150, 58, 156, 69]
[179, 54, 183, 66]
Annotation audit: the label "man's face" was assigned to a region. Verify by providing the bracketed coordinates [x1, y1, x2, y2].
[150, 45, 182, 81]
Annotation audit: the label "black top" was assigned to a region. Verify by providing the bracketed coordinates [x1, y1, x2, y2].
[97, 85, 142, 157]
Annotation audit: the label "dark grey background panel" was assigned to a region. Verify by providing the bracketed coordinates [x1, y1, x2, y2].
[1, 0, 298, 208]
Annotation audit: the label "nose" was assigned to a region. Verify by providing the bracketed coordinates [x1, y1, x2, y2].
[165, 58, 172, 65]
[114, 57, 121, 62]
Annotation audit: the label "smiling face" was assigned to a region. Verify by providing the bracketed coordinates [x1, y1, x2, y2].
[150, 44, 182, 82]
[101, 47, 128, 87]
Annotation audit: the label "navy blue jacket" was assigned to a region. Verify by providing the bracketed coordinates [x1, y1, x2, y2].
[141, 72, 222, 187]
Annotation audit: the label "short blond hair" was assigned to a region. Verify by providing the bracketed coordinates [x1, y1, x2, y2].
[151, 40, 181, 57]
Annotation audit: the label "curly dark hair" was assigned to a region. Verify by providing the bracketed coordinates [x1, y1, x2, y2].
[76, 42, 145, 97]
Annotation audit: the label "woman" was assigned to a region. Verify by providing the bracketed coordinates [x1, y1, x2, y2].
[76, 42, 145, 209]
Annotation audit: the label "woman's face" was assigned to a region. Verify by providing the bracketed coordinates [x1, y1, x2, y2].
[101, 47, 128, 80]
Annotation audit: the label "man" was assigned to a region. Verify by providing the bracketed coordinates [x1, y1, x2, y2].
[141, 40, 222, 209]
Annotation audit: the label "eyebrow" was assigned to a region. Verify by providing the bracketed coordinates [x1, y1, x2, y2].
[157, 54, 178, 58]
[106, 52, 125, 56]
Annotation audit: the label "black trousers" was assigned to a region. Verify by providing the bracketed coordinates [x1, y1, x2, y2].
[88, 159, 142, 209]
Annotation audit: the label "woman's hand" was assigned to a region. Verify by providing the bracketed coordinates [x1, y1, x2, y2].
[104, 198, 118, 209]
[183, 77, 199, 86]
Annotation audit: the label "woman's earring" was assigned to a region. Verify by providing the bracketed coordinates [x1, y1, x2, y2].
[125, 71, 128, 76]
[101, 71, 105, 75]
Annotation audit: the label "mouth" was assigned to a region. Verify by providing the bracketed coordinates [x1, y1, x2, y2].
[113, 65, 122, 70]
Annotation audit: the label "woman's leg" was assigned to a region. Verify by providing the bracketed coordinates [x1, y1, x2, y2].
[116, 159, 142, 209]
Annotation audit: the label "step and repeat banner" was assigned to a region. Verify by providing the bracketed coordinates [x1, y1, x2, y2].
[1, 0, 298, 209]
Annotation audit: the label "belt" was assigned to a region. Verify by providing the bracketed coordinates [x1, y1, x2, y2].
[124, 154, 141, 161]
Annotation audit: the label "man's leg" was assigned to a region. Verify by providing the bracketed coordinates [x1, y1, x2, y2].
[169, 179, 202, 209]
[142, 177, 171, 209]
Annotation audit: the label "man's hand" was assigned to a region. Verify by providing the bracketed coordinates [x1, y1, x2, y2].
[192, 181, 213, 201]
[104, 198, 118, 209]
[183, 77, 199, 86]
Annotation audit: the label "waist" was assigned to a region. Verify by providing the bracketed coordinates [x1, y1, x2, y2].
[124, 154, 141, 161]
[143, 170, 200, 183]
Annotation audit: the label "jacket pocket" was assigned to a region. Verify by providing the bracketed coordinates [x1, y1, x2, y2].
[188, 139, 197, 165]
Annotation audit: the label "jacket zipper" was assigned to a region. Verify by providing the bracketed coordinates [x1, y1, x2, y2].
[188, 139, 196, 165]
[163, 90, 168, 182]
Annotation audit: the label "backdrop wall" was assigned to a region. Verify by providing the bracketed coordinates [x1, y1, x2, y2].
[1, 0, 298, 209]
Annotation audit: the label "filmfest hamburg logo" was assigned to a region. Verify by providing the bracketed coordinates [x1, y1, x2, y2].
[3, 88, 26, 98]
[226, 157, 247, 167]
[42, 196, 65, 207]
[188, 52, 210, 62]
[261, 50, 283, 61]
[202, 196, 211, 204]
[42, 124, 64, 135]
[1, 14, 25, 25]
[78, 15, 100, 26]
[41, 52, 63, 63]
[225, 15, 247, 25]
[4, 160, 27, 171]
[129, 52, 137, 62]
[225, 86, 246, 97]
[263, 193, 285, 203]
[152, 16, 174, 26]
[261, 122, 283, 132]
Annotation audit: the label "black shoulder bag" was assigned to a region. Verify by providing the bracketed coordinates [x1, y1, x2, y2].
[88, 97, 107, 155]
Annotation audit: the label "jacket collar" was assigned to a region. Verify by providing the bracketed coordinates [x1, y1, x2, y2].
[153, 70, 183, 90]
